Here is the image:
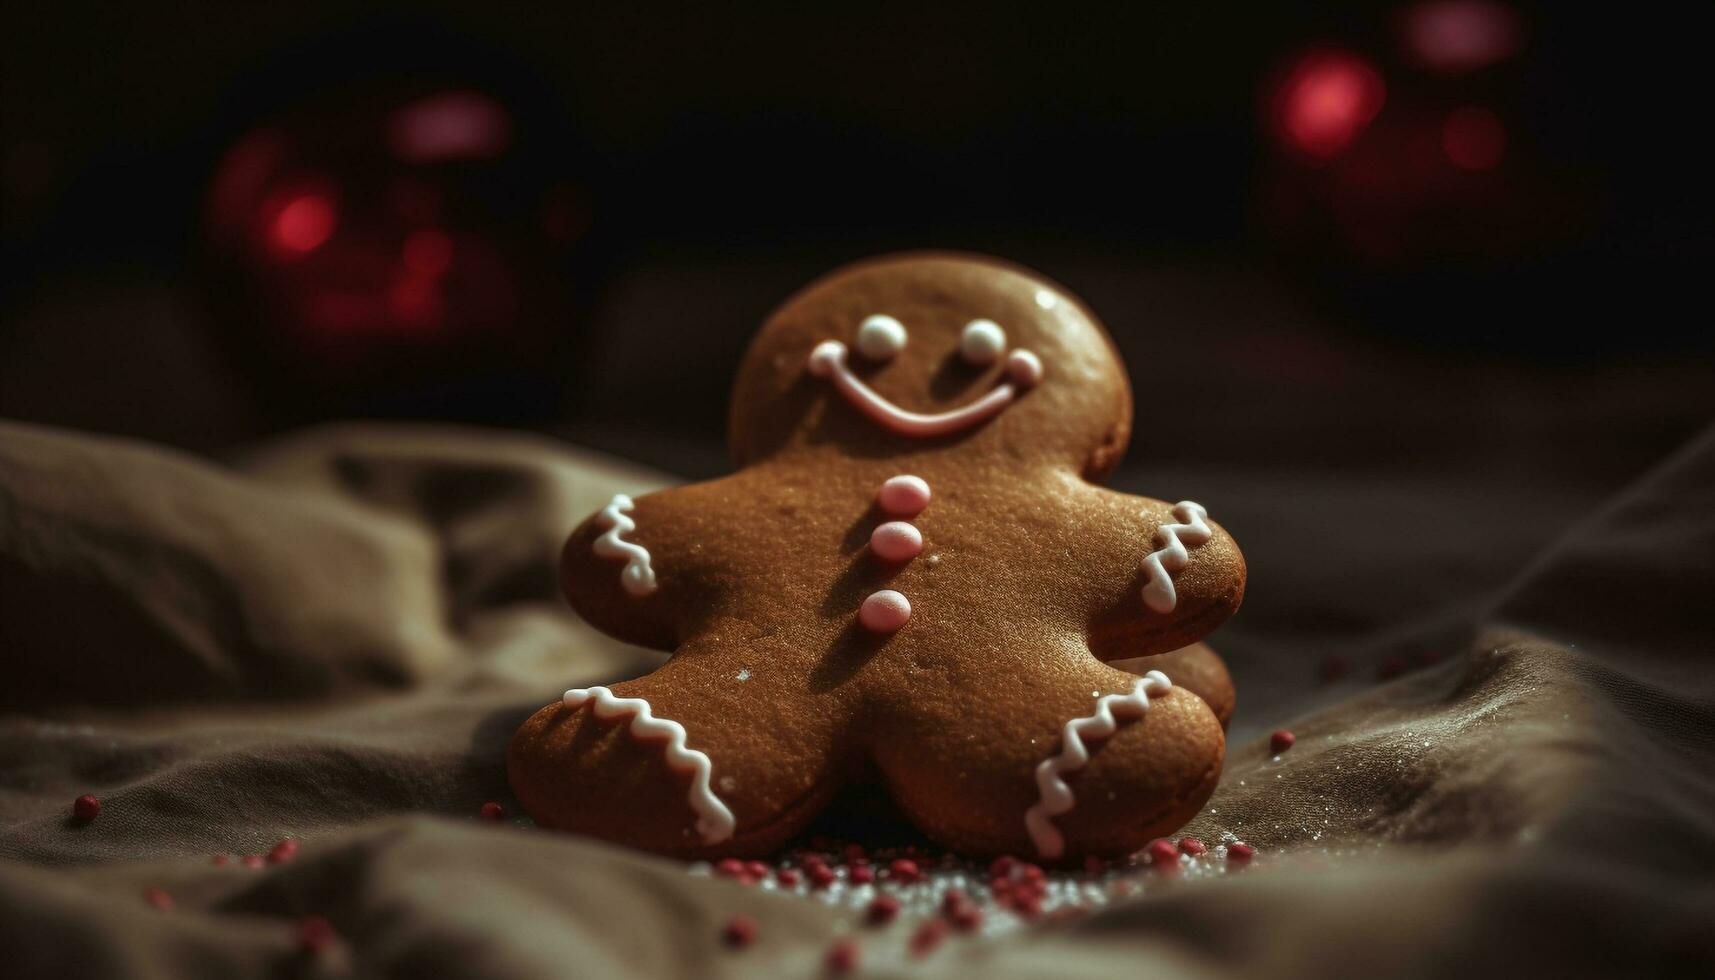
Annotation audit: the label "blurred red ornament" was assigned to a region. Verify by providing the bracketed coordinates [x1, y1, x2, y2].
[1442, 106, 1507, 171]
[1403, 0, 1522, 74]
[1273, 51, 1388, 161]
[199, 75, 599, 403]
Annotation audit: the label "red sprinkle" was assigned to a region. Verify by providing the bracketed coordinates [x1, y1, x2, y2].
[940, 889, 969, 915]
[1015, 894, 1044, 920]
[479, 801, 504, 821]
[1227, 842, 1257, 863]
[847, 863, 875, 884]
[143, 887, 174, 911]
[776, 867, 801, 887]
[744, 860, 771, 881]
[211, 854, 230, 866]
[1178, 837, 1207, 856]
[988, 855, 1017, 879]
[723, 915, 757, 949]
[241, 855, 265, 869]
[825, 937, 860, 975]
[1270, 729, 1297, 754]
[909, 918, 948, 957]
[72, 794, 101, 822]
[267, 838, 300, 864]
[887, 858, 920, 883]
[714, 857, 745, 878]
[865, 894, 900, 926]
[807, 863, 837, 889]
[297, 916, 337, 952]
[949, 905, 984, 933]
[842, 843, 867, 863]
[1147, 838, 1180, 868]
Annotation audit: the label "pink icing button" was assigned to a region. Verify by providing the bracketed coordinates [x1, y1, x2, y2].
[870, 521, 924, 562]
[859, 590, 912, 633]
[877, 475, 931, 517]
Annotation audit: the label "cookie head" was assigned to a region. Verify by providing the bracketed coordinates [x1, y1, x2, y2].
[729, 253, 1133, 478]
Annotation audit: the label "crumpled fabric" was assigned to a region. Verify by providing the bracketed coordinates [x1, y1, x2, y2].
[2, 419, 1712, 979]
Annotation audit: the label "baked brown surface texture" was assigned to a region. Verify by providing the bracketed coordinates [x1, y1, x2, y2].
[509, 254, 1246, 859]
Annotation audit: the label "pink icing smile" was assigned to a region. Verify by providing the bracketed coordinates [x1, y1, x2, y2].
[808, 340, 1043, 438]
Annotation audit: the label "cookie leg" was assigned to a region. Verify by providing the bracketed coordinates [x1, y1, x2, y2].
[508, 658, 844, 858]
[870, 660, 1224, 862]
[1110, 642, 1235, 728]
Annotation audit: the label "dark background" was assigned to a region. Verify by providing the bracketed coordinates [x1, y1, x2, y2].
[3, 1, 1711, 484]
[4, 11, 1715, 978]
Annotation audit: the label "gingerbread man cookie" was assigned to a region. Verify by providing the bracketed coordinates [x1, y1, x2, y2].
[510, 253, 1246, 860]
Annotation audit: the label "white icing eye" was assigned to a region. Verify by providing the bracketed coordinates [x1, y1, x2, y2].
[959, 319, 1007, 365]
[856, 314, 908, 360]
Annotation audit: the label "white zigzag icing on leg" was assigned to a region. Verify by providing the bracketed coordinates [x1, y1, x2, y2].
[1023, 670, 1174, 860]
[1140, 501, 1212, 614]
[593, 494, 658, 596]
[562, 685, 735, 844]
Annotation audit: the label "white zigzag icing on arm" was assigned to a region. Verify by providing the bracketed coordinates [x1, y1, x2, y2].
[561, 685, 736, 844]
[593, 494, 658, 596]
[1140, 501, 1213, 614]
[1023, 670, 1174, 860]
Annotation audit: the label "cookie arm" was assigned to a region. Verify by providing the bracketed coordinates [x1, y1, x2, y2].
[1081, 492, 1246, 662]
[560, 489, 697, 651]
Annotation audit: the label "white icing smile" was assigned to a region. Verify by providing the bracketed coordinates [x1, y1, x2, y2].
[807, 318, 1043, 438]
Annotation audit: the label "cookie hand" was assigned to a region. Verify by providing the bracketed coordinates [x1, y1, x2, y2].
[561, 491, 684, 650]
[1083, 494, 1246, 662]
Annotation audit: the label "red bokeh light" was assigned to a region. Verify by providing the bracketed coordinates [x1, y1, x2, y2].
[1403, 0, 1522, 74]
[1442, 106, 1507, 170]
[388, 90, 511, 164]
[1275, 51, 1388, 161]
[268, 192, 337, 254]
[387, 277, 443, 327]
[402, 229, 454, 278]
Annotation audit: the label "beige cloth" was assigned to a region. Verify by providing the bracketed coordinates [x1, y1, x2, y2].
[2, 420, 1712, 978]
